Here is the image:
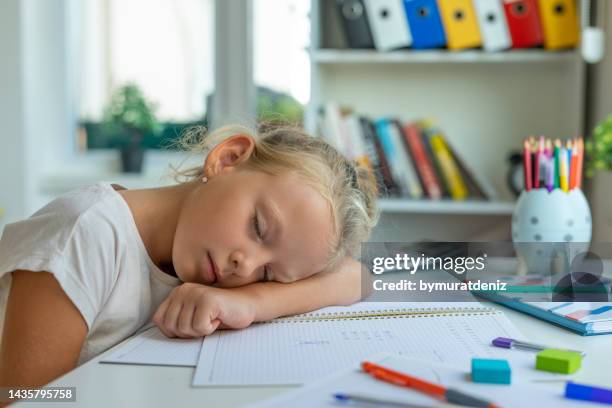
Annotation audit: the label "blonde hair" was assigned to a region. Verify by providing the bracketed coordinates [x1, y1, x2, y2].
[171, 123, 379, 270]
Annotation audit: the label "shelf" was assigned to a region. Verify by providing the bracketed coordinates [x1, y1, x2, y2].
[378, 199, 515, 215]
[312, 49, 579, 65]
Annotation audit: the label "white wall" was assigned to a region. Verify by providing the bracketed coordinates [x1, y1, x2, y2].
[590, 1, 612, 127]
[0, 0, 79, 232]
[0, 0, 31, 233]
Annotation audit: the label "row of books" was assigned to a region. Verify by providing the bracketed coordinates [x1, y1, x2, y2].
[318, 102, 497, 201]
[336, 0, 579, 52]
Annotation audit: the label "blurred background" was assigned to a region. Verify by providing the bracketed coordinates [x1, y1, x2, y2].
[1, 0, 612, 243]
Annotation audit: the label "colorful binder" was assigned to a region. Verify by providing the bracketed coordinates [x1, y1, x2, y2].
[364, 0, 412, 51]
[402, 0, 447, 49]
[502, 0, 543, 48]
[437, 0, 482, 50]
[473, 0, 511, 52]
[336, 0, 375, 49]
[538, 0, 579, 50]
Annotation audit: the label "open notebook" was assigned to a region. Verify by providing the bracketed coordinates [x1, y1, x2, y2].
[193, 302, 549, 386]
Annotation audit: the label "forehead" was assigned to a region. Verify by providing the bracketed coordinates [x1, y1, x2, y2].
[257, 172, 336, 281]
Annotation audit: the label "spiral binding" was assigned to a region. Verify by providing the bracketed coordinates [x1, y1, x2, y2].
[258, 307, 498, 324]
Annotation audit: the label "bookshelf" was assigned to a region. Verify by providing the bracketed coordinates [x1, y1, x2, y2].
[306, 0, 586, 241]
[312, 49, 579, 64]
[378, 199, 514, 215]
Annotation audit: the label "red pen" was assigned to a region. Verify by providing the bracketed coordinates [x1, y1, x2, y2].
[362, 361, 500, 408]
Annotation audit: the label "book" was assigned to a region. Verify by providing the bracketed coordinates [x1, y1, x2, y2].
[374, 118, 413, 197]
[472, 276, 612, 336]
[192, 302, 526, 386]
[363, 118, 400, 196]
[390, 119, 423, 198]
[444, 136, 498, 200]
[402, 123, 442, 199]
[426, 128, 469, 200]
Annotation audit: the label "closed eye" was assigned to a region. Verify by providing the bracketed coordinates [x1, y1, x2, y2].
[252, 212, 263, 240]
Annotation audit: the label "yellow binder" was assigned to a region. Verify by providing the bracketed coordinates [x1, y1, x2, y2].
[538, 0, 579, 49]
[437, 0, 482, 50]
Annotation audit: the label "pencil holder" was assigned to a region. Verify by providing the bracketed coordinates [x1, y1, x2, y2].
[512, 189, 592, 275]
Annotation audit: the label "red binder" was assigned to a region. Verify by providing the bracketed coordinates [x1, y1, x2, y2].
[502, 0, 543, 48]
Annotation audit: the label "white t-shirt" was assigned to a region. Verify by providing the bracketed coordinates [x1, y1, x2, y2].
[0, 182, 181, 364]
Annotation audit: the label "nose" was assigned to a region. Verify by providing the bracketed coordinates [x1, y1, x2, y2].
[229, 249, 265, 279]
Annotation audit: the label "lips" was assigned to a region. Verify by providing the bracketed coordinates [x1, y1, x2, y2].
[202, 252, 218, 284]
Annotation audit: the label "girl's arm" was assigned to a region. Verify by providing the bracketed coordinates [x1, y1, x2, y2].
[233, 256, 370, 322]
[0, 271, 87, 391]
[154, 257, 372, 337]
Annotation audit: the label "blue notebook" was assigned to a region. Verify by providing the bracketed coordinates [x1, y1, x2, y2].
[472, 275, 612, 336]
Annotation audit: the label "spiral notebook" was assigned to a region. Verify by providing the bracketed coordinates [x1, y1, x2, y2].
[193, 302, 527, 386]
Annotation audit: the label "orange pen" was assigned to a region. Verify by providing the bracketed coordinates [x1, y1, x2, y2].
[362, 361, 500, 408]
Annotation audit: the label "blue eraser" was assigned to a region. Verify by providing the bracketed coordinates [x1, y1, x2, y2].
[472, 358, 511, 385]
[566, 382, 612, 404]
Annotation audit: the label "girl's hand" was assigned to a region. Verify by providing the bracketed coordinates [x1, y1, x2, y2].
[153, 283, 257, 338]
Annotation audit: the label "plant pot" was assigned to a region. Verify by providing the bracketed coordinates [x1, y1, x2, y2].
[590, 169, 612, 241]
[120, 145, 145, 173]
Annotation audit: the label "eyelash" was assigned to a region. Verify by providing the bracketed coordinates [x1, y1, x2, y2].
[252, 213, 271, 281]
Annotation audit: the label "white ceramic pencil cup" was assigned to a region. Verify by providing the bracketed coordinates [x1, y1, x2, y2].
[512, 189, 592, 275]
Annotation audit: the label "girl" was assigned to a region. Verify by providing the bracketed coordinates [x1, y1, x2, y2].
[0, 124, 378, 389]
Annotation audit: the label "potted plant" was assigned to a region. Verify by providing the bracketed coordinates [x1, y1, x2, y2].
[586, 115, 612, 241]
[103, 84, 160, 173]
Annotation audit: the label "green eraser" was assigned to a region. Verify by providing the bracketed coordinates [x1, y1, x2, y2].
[536, 349, 582, 374]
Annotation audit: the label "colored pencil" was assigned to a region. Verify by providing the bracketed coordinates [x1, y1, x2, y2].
[523, 140, 532, 191]
[534, 140, 540, 189]
[553, 139, 561, 189]
[576, 138, 584, 188]
[560, 144, 568, 192]
[570, 139, 579, 189]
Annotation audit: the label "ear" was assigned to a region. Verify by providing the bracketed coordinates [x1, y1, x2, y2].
[203, 134, 255, 177]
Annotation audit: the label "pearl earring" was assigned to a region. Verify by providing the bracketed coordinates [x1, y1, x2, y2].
[201, 176, 208, 183]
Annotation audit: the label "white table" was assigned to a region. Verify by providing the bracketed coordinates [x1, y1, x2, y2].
[19, 302, 612, 408]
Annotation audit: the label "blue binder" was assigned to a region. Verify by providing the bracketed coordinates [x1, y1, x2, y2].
[402, 0, 446, 49]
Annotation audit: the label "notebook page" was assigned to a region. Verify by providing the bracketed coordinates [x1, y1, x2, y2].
[193, 308, 536, 386]
[101, 326, 203, 367]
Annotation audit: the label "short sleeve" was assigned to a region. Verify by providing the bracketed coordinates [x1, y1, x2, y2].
[0, 199, 121, 330]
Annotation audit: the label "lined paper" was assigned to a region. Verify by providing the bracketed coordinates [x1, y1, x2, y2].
[101, 326, 203, 367]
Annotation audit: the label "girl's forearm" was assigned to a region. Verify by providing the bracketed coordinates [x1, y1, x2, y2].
[230, 257, 367, 322]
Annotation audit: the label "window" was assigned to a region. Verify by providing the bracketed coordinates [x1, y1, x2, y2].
[253, 0, 310, 125]
[76, 0, 214, 149]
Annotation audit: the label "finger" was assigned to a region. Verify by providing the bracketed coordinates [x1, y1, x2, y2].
[176, 303, 197, 338]
[192, 306, 220, 336]
[163, 300, 184, 337]
[153, 298, 174, 338]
